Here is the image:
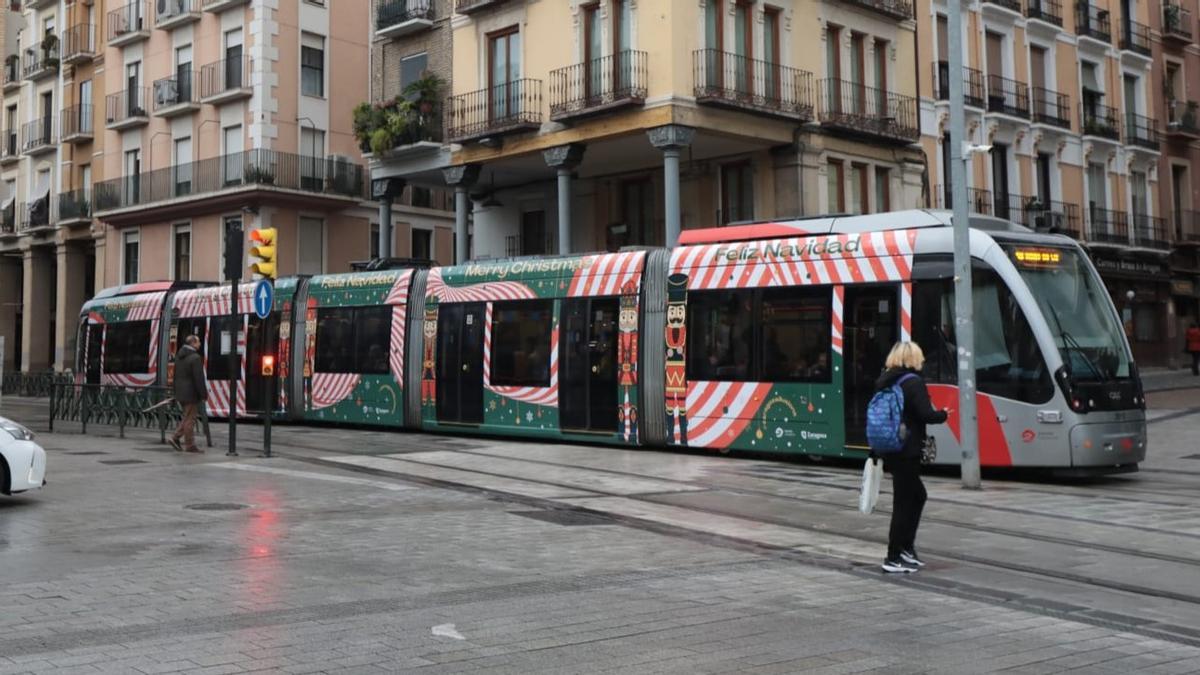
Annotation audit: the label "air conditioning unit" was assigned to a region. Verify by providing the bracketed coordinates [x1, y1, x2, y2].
[1044, 211, 1066, 231]
[154, 79, 179, 107]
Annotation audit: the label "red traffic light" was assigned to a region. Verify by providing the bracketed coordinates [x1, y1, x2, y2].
[261, 355, 275, 377]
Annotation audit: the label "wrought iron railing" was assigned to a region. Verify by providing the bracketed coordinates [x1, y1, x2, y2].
[984, 0, 1021, 12]
[454, 0, 508, 13]
[107, 1, 149, 42]
[1026, 0, 1063, 25]
[2, 371, 70, 397]
[1131, 214, 1170, 249]
[153, 72, 198, 111]
[1163, 3, 1193, 41]
[1031, 87, 1070, 128]
[58, 189, 92, 223]
[49, 383, 212, 447]
[1081, 102, 1120, 140]
[19, 199, 54, 232]
[1167, 100, 1200, 136]
[377, 0, 434, 31]
[818, 78, 919, 142]
[993, 195, 1080, 236]
[1120, 19, 1152, 55]
[1088, 206, 1129, 244]
[1, 130, 17, 160]
[933, 62, 985, 108]
[106, 88, 150, 124]
[62, 104, 94, 139]
[691, 49, 812, 120]
[1076, 3, 1112, 42]
[838, 0, 913, 21]
[1125, 113, 1159, 150]
[1175, 210, 1200, 243]
[22, 40, 59, 78]
[551, 50, 648, 120]
[0, 202, 13, 235]
[3, 60, 19, 87]
[445, 78, 542, 142]
[986, 74, 1030, 117]
[91, 147, 366, 213]
[933, 186, 994, 216]
[62, 24, 96, 62]
[20, 116, 55, 152]
[199, 56, 249, 99]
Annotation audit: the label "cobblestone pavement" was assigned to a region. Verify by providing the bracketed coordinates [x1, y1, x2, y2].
[2, 396, 1200, 674]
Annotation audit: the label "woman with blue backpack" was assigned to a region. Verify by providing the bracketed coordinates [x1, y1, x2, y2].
[870, 341, 949, 574]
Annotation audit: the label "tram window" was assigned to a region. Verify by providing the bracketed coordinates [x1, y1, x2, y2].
[173, 319, 206, 358]
[687, 290, 754, 381]
[103, 321, 151, 374]
[315, 307, 357, 373]
[355, 305, 392, 375]
[207, 316, 243, 381]
[911, 280, 957, 384]
[760, 289, 831, 383]
[491, 300, 553, 387]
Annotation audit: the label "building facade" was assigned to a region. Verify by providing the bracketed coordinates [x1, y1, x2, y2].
[916, 0, 1199, 367]
[367, 0, 926, 263]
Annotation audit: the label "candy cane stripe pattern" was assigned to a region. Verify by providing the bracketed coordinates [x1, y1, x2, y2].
[426, 268, 537, 302]
[567, 251, 645, 297]
[311, 373, 362, 410]
[483, 303, 559, 406]
[173, 285, 257, 318]
[685, 381, 774, 450]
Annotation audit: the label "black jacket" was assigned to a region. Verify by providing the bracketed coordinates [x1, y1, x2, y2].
[173, 345, 207, 404]
[875, 367, 947, 458]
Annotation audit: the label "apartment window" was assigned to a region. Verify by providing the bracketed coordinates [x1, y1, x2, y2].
[489, 27, 521, 120]
[174, 137, 192, 196]
[225, 29, 244, 89]
[849, 163, 867, 215]
[81, 164, 92, 199]
[720, 162, 754, 225]
[174, 46, 193, 102]
[298, 216, 325, 275]
[123, 230, 140, 284]
[1036, 153, 1052, 204]
[826, 25, 841, 80]
[706, 0, 723, 51]
[412, 228, 432, 260]
[223, 125, 243, 185]
[124, 149, 141, 203]
[874, 167, 890, 213]
[300, 127, 325, 190]
[301, 33, 325, 97]
[173, 224, 191, 281]
[370, 222, 381, 260]
[400, 53, 428, 96]
[827, 159, 845, 212]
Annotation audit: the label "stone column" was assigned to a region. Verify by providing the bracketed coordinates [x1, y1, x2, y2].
[647, 125, 696, 247]
[0, 255, 21, 373]
[21, 247, 53, 371]
[542, 144, 586, 255]
[55, 243, 88, 371]
[378, 197, 394, 259]
[443, 164, 480, 264]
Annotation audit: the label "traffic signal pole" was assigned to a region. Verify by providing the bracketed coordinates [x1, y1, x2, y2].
[223, 219, 244, 457]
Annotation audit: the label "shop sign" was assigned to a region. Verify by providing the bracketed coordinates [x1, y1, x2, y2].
[1171, 278, 1196, 297]
[1091, 256, 1166, 277]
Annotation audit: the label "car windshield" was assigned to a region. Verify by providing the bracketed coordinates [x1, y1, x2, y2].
[1008, 245, 1131, 380]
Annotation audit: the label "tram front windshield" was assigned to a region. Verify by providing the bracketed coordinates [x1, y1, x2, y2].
[1007, 246, 1130, 381]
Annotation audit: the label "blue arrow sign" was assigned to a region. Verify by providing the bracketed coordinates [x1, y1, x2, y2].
[253, 279, 274, 320]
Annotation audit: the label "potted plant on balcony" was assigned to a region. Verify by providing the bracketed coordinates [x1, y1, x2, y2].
[41, 35, 58, 70]
[403, 73, 442, 115]
[1165, 2, 1182, 30]
[243, 164, 276, 185]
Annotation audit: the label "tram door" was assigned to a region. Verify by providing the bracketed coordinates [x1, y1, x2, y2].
[560, 298, 619, 432]
[84, 324, 103, 385]
[843, 286, 899, 447]
[436, 303, 485, 424]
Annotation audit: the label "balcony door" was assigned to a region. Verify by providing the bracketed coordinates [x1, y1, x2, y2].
[126, 63, 141, 116]
[705, 0, 723, 89]
[223, 125, 243, 186]
[225, 29, 243, 90]
[991, 143, 1010, 220]
[488, 27, 521, 123]
[125, 149, 141, 205]
[175, 45, 192, 103]
[1131, 171, 1148, 231]
[614, 0, 632, 92]
[763, 7, 780, 103]
[39, 92, 52, 143]
[849, 33, 865, 114]
[174, 137, 192, 197]
[1087, 161, 1108, 232]
[733, 1, 752, 95]
[78, 80, 92, 134]
[583, 4, 602, 103]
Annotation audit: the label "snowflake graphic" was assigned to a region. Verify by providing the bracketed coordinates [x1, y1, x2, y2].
[525, 411, 534, 422]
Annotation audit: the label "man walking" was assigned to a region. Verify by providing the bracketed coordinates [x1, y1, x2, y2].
[169, 335, 207, 453]
[1188, 322, 1200, 377]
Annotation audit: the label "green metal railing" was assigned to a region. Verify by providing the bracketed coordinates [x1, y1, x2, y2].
[49, 383, 212, 447]
[1, 371, 72, 397]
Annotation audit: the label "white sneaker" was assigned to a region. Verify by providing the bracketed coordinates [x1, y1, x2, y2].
[900, 550, 926, 567]
[881, 558, 918, 574]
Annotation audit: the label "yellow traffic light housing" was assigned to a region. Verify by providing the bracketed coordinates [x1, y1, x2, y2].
[248, 227, 278, 279]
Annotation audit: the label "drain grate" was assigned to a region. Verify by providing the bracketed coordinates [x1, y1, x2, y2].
[510, 510, 613, 527]
[185, 503, 248, 511]
[99, 459, 148, 465]
[66, 451, 108, 456]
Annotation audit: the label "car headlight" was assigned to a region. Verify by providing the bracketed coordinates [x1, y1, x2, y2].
[0, 418, 35, 441]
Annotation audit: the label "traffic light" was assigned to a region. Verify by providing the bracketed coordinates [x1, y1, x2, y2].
[261, 355, 275, 377]
[248, 227, 277, 279]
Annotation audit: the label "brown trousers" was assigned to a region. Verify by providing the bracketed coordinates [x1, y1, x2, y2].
[173, 402, 200, 450]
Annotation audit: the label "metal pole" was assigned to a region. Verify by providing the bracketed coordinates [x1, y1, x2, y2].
[663, 147, 681, 248]
[455, 185, 469, 264]
[948, 0, 980, 489]
[557, 168, 572, 255]
[227, 276, 238, 457]
[378, 197, 393, 259]
[262, 374, 272, 458]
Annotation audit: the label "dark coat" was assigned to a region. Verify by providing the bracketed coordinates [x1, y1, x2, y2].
[875, 367, 947, 459]
[174, 344, 207, 404]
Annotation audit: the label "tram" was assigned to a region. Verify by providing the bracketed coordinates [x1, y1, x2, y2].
[76, 210, 1147, 473]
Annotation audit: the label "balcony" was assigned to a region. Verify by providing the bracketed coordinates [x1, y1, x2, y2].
[376, 0, 434, 39]
[156, 0, 201, 30]
[1131, 214, 1170, 250]
[61, 105, 94, 145]
[91, 148, 367, 225]
[1119, 19, 1152, 57]
[933, 187, 995, 216]
[986, 75, 1030, 118]
[454, 0, 511, 14]
[25, 0, 57, 8]
[996, 194, 1083, 237]
[106, 88, 150, 130]
[0, 131, 19, 166]
[22, 41, 59, 82]
[1125, 113, 1159, 151]
[983, 0, 1021, 13]
[1175, 210, 1200, 244]
[933, 62, 986, 109]
[1088, 207, 1129, 245]
[1076, 4, 1112, 44]
[1031, 87, 1070, 128]
[199, 57, 251, 105]
[201, 0, 250, 12]
[1081, 102, 1120, 141]
[107, 2, 150, 47]
[18, 199, 54, 234]
[552, 50, 648, 122]
[1167, 100, 1200, 141]
[153, 72, 199, 118]
[837, 0, 913, 21]
[1163, 4, 1194, 44]
[1026, 0, 1064, 26]
[445, 79, 542, 144]
[62, 25, 97, 66]
[1, 204, 13, 237]
[56, 189, 92, 228]
[691, 50, 811, 122]
[818, 79, 919, 144]
[3, 59, 19, 93]
[20, 117, 55, 156]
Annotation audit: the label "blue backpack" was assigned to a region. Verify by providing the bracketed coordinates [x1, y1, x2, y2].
[866, 373, 917, 454]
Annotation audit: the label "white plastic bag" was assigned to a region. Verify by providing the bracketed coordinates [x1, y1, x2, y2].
[859, 457, 882, 514]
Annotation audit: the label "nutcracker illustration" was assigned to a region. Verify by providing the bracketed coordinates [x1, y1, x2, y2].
[278, 300, 292, 410]
[617, 283, 639, 443]
[420, 305, 439, 407]
[303, 296, 317, 410]
[664, 273, 689, 445]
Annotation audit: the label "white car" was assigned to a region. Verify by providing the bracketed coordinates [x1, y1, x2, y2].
[0, 416, 46, 495]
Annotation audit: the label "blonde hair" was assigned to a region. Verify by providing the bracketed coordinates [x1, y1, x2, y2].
[885, 342, 925, 371]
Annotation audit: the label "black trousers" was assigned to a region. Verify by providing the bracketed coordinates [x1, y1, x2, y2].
[884, 454, 927, 559]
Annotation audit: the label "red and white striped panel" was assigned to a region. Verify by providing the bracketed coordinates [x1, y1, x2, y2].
[127, 292, 167, 321]
[685, 381, 773, 450]
[670, 230, 918, 290]
[173, 284, 257, 318]
[425, 269, 537, 303]
[832, 286, 845, 355]
[311, 373, 362, 410]
[900, 282, 913, 341]
[390, 304, 406, 385]
[482, 302, 559, 407]
[203, 319, 248, 417]
[566, 251, 645, 297]
[384, 271, 413, 305]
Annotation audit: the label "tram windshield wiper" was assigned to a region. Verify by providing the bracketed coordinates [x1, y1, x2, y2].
[1047, 303, 1107, 382]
